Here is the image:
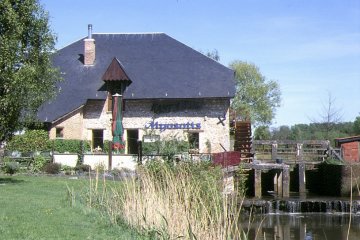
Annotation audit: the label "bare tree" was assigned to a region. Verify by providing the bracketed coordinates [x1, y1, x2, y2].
[310, 91, 343, 139]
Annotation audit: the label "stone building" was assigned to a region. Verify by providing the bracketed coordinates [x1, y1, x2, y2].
[38, 25, 235, 154]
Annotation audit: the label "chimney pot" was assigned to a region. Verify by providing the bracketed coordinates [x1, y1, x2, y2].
[88, 24, 93, 39]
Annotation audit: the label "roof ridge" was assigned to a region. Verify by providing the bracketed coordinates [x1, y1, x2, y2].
[93, 32, 165, 35]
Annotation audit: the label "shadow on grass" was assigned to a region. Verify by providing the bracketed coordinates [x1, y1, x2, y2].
[0, 177, 26, 185]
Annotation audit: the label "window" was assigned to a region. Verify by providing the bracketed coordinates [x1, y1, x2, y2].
[188, 132, 199, 149]
[92, 129, 104, 151]
[56, 128, 64, 138]
[127, 129, 139, 154]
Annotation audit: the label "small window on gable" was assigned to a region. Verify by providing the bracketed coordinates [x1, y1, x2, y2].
[56, 127, 64, 138]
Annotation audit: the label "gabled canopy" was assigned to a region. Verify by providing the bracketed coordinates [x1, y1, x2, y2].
[102, 57, 132, 94]
[102, 57, 132, 84]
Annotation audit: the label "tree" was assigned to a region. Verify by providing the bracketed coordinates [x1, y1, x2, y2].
[271, 125, 292, 140]
[229, 61, 281, 126]
[254, 125, 271, 140]
[205, 49, 220, 61]
[199, 49, 220, 62]
[310, 92, 343, 139]
[0, 0, 61, 142]
[354, 115, 360, 135]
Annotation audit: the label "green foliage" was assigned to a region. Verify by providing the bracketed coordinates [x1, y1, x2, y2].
[0, 0, 62, 141]
[42, 162, 61, 174]
[260, 122, 357, 144]
[323, 158, 344, 165]
[6, 130, 51, 152]
[61, 165, 74, 175]
[142, 136, 189, 161]
[235, 166, 248, 197]
[205, 49, 220, 61]
[354, 116, 360, 135]
[1, 161, 19, 174]
[52, 139, 90, 154]
[74, 164, 91, 173]
[271, 125, 292, 140]
[229, 60, 281, 126]
[254, 126, 271, 140]
[32, 155, 49, 172]
[142, 141, 161, 155]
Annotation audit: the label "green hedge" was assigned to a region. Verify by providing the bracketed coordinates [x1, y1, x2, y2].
[51, 139, 91, 154]
[6, 130, 51, 152]
[6, 130, 91, 154]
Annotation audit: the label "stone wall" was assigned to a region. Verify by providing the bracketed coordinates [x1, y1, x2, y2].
[50, 98, 231, 153]
[83, 154, 137, 170]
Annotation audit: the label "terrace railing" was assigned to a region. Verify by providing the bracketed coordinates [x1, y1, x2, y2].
[253, 140, 333, 164]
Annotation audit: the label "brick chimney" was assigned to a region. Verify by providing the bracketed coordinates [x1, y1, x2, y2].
[84, 24, 95, 65]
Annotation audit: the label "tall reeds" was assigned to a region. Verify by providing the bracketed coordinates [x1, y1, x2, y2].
[86, 161, 247, 239]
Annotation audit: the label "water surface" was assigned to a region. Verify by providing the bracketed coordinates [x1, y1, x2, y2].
[241, 213, 360, 240]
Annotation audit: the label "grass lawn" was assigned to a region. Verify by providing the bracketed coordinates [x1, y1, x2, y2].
[0, 174, 146, 240]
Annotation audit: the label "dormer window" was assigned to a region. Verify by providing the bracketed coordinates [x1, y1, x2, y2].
[56, 127, 64, 138]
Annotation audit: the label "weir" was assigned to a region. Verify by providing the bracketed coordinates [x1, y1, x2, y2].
[220, 139, 350, 198]
[241, 198, 360, 214]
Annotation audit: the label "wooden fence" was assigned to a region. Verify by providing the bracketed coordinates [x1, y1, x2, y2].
[253, 140, 331, 164]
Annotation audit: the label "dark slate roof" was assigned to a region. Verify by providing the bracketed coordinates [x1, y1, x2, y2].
[38, 33, 235, 122]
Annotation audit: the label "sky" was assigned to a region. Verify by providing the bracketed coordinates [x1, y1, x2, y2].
[40, 0, 360, 127]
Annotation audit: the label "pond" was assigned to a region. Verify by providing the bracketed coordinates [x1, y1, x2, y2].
[241, 213, 360, 240]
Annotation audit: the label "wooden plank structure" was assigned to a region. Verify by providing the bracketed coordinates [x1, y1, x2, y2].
[233, 121, 253, 161]
[253, 140, 331, 164]
[224, 163, 290, 198]
[220, 138, 340, 198]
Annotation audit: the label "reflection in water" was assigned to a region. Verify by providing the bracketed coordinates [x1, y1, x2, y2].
[241, 213, 360, 240]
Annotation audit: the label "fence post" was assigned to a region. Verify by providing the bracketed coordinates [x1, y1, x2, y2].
[282, 167, 290, 198]
[271, 142, 278, 162]
[254, 169, 262, 198]
[297, 143, 306, 195]
[108, 141, 112, 170]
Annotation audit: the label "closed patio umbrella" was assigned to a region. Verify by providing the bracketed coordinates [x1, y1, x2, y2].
[112, 93, 125, 151]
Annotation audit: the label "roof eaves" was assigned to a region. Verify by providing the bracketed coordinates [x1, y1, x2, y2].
[51, 104, 85, 125]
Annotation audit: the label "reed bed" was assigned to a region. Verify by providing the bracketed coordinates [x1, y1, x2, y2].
[86, 161, 247, 239]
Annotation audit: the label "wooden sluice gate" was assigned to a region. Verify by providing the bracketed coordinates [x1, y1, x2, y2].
[222, 121, 335, 198]
[224, 163, 290, 198]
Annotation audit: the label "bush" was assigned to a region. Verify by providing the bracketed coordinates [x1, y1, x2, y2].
[6, 130, 51, 152]
[32, 155, 50, 172]
[42, 163, 61, 174]
[142, 135, 189, 161]
[74, 164, 91, 173]
[61, 165, 75, 175]
[51, 139, 91, 154]
[2, 162, 19, 175]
